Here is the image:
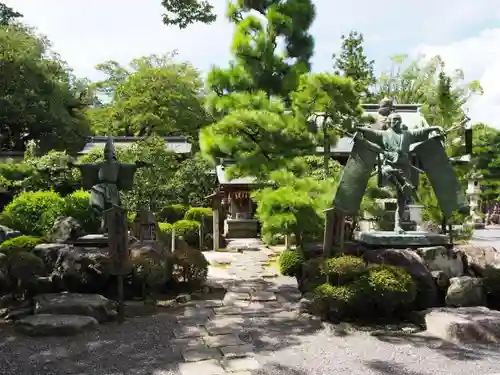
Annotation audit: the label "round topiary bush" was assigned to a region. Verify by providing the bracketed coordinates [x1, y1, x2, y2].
[278, 250, 304, 277]
[0, 235, 43, 256]
[184, 207, 212, 222]
[63, 190, 100, 234]
[173, 220, 200, 248]
[367, 264, 417, 315]
[311, 281, 368, 320]
[321, 255, 367, 285]
[158, 222, 174, 248]
[2, 191, 65, 236]
[158, 204, 189, 223]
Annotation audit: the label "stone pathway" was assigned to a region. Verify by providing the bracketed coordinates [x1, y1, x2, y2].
[173, 240, 320, 375]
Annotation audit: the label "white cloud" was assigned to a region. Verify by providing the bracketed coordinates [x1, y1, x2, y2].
[415, 28, 500, 128]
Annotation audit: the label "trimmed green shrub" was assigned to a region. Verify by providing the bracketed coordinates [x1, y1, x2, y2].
[158, 222, 174, 248]
[311, 281, 368, 319]
[184, 207, 212, 223]
[63, 190, 100, 234]
[321, 255, 367, 285]
[2, 191, 65, 236]
[278, 250, 304, 277]
[0, 235, 43, 255]
[173, 220, 200, 248]
[367, 264, 417, 315]
[172, 242, 209, 285]
[158, 204, 189, 223]
[184, 207, 213, 250]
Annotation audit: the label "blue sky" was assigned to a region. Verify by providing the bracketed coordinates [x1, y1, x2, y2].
[5, 0, 500, 127]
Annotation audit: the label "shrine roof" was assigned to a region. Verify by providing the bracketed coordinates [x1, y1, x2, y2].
[216, 164, 258, 185]
[78, 136, 192, 155]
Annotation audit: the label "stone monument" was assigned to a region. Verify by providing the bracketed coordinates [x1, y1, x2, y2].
[326, 112, 469, 249]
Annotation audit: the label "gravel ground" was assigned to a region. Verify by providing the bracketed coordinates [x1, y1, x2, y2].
[2, 311, 500, 375]
[2, 235, 500, 375]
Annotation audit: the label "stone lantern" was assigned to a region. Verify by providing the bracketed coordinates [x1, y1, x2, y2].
[466, 172, 484, 229]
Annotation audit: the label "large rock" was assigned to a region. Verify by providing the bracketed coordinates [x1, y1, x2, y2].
[34, 293, 117, 322]
[51, 246, 112, 293]
[445, 276, 485, 307]
[33, 243, 68, 271]
[353, 247, 439, 309]
[15, 314, 98, 336]
[47, 216, 85, 244]
[0, 225, 21, 244]
[424, 306, 500, 344]
[454, 244, 500, 277]
[417, 246, 465, 278]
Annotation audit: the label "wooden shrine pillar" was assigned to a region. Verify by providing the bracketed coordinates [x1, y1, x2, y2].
[323, 207, 346, 258]
[205, 190, 222, 251]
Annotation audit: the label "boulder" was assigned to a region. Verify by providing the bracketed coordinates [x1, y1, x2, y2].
[34, 293, 117, 322]
[424, 306, 500, 344]
[445, 276, 485, 307]
[33, 243, 68, 271]
[454, 244, 500, 277]
[0, 225, 21, 244]
[418, 246, 465, 278]
[47, 216, 85, 244]
[431, 270, 450, 290]
[15, 314, 98, 336]
[51, 246, 112, 293]
[355, 248, 439, 309]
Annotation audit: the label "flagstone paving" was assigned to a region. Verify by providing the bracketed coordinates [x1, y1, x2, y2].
[175, 240, 320, 375]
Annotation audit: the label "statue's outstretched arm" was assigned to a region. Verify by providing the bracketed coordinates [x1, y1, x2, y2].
[356, 127, 385, 147]
[409, 126, 444, 143]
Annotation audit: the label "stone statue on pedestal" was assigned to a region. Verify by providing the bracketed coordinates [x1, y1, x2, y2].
[70, 136, 148, 232]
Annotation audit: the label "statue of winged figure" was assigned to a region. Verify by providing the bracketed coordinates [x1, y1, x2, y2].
[332, 112, 468, 234]
[69, 136, 149, 232]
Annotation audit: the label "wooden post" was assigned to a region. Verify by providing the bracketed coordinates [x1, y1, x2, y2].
[338, 212, 345, 253]
[323, 207, 335, 258]
[448, 223, 454, 245]
[105, 205, 130, 323]
[213, 208, 220, 251]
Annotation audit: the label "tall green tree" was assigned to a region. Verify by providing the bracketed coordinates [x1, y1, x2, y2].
[292, 73, 363, 178]
[161, 0, 216, 28]
[200, 0, 317, 178]
[87, 53, 211, 141]
[0, 25, 91, 152]
[374, 54, 482, 127]
[472, 123, 500, 203]
[0, 2, 22, 25]
[332, 30, 376, 100]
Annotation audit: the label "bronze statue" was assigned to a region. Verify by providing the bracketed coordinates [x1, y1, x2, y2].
[355, 113, 443, 232]
[332, 112, 468, 233]
[70, 136, 148, 232]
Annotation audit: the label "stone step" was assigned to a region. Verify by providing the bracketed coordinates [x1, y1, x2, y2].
[15, 314, 98, 336]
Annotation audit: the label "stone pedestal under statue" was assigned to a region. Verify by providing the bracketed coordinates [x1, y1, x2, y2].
[355, 230, 450, 249]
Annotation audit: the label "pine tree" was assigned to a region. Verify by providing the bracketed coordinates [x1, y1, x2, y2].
[200, 0, 317, 178]
[333, 30, 376, 100]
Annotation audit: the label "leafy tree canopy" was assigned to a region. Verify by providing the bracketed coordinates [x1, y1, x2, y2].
[0, 24, 91, 152]
[87, 53, 211, 141]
